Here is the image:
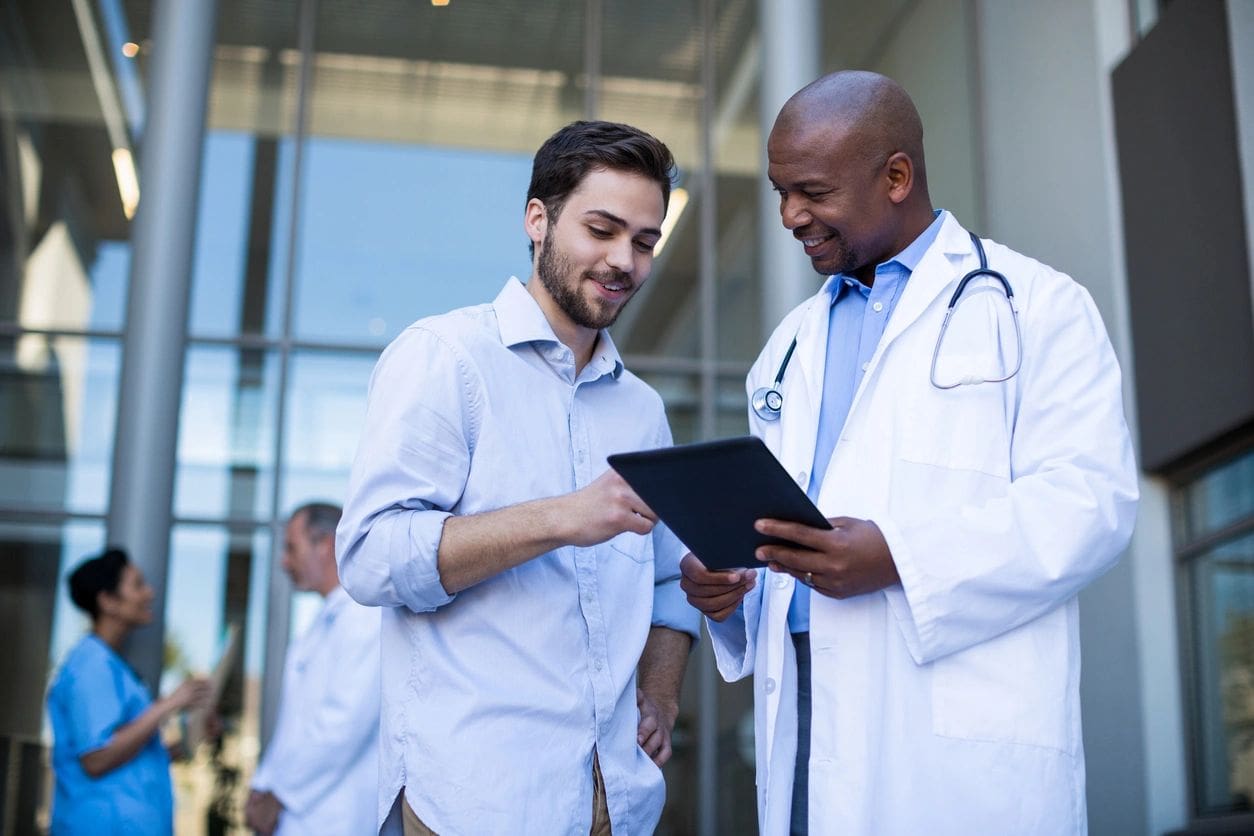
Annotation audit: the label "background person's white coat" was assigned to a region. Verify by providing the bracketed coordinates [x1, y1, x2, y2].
[251, 587, 381, 835]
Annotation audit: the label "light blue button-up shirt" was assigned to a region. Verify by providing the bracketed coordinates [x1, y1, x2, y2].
[789, 210, 946, 632]
[47, 634, 174, 836]
[337, 277, 700, 836]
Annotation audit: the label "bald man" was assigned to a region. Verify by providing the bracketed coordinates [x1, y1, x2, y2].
[681, 71, 1137, 835]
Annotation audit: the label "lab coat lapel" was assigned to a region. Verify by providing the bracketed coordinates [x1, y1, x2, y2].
[874, 214, 974, 355]
[779, 294, 828, 477]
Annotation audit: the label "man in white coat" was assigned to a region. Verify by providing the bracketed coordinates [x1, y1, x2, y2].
[245, 503, 381, 835]
[680, 71, 1139, 835]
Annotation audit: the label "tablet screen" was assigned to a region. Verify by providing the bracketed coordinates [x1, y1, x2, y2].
[608, 436, 831, 571]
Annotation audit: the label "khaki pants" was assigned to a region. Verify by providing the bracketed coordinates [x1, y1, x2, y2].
[402, 754, 611, 836]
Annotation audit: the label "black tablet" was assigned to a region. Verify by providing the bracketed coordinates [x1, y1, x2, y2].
[608, 436, 832, 571]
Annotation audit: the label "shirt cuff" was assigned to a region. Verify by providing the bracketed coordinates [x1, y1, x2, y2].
[651, 578, 701, 642]
[388, 509, 457, 613]
[706, 575, 761, 682]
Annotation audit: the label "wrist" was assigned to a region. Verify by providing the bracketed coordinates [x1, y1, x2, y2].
[541, 493, 577, 547]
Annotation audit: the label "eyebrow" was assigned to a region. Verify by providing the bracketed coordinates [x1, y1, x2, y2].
[583, 209, 662, 240]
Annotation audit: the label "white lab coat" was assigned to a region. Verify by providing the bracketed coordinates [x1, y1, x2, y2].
[251, 587, 381, 836]
[708, 213, 1138, 835]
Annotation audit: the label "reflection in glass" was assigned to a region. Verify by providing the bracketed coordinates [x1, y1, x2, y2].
[291, 140, 532, 345]
[0, 4, 138, 334]
[1193, 529, 1254, 814]
[0, 518, 106, 831]
[174, 347, 279, 522]
[0, 336, 120, 514]
[1184, 449, 1254, 542]
[281, 350, 377, 512]
[166, 524, 270, 835]
[188, 132, 291, 339]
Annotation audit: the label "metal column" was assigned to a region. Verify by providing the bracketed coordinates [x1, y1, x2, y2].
[758, 0, 820, 335]
[107, 0, 219, 690]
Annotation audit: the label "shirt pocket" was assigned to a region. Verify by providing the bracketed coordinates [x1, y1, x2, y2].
[609, 530, 653, 564]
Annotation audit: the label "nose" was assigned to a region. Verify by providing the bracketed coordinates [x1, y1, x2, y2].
[604, 236, 635, 274]
[779, 194, 811, 231]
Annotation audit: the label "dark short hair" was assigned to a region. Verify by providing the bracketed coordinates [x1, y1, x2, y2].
[291, 502, 342, 542]
[526, 120, 677, 257]
[68, 548, 129, 620]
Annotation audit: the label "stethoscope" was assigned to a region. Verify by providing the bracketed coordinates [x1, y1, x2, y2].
[751, 232, 1022, 422]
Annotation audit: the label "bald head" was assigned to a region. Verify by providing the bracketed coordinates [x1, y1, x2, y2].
[766, 71, 934, 282]
[777, 70, 928, 193]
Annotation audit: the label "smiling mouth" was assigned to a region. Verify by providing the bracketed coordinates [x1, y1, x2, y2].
[587, 274, 632, 296]
[797, 231, 834, 252]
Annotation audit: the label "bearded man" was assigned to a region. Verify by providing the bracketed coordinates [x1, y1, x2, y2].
[337, 120, 699, 836]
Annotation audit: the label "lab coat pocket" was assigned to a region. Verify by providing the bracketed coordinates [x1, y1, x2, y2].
[609, 530, 653, 563]
[930, 611, 1072, 753]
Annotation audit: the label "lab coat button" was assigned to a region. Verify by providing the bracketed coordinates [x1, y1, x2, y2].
[861, 362, 870, 372]
[796, 470, 807, 486]
[764, 678, 776, 695]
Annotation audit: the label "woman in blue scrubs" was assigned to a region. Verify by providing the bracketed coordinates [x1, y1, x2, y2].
[46, 549, 211, 835]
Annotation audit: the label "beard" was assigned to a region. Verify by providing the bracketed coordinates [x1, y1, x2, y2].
[537, 234, 634, 331]
[809, 229, 862, 277]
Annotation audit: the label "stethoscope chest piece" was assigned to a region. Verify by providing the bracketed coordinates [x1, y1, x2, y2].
[751, 386, 784, 421]
[751, 335, 799, 422]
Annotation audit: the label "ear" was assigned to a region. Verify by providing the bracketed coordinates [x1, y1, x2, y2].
[96, 589, 119, 618]
[524, 198, 548, 254]
[883, 152, 914, 205]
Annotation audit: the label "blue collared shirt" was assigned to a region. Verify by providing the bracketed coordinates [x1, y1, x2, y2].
[789, 210, 946, 632]
[47, 634, 174, 836]
[337, 277, 700, 836]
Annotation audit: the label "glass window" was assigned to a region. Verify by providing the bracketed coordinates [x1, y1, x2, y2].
[3, 518, 106, 832]
[1182, 452, 1254, 543]
[0, 7, 137, 334]
[280, 349, 377, 511]
[174, 346, 280, 522]
[187, 132, 292, 339]
[1182, 447, 1254, 815]
[0, 336, 121, 515]
[290, 141, 533, 345]
[165, 523, 271, 835]
[717, 373, 750, 437]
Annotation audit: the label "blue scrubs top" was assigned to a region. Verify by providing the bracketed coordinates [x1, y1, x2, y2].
[47, 635, 173, 836]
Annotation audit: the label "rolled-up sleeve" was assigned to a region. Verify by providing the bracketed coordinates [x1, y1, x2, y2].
[336, 326, 479, 613]
[651, 521, 701, 642]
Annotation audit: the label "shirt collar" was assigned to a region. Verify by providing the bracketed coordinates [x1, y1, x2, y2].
[823, 209, 948, 300]
[492, 277, 624, 380]
[889, 208, 946, 272]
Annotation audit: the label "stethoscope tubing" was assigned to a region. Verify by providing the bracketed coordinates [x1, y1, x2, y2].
[751, 232, 1020, 421]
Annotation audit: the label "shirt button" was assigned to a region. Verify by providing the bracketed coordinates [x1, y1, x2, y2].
[595, 660, 603, 671]
[861, 362, 870, 372]
[774, 576, 788, 589]
[872, 301, 884, 312]
[764, 678, 776, 695]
